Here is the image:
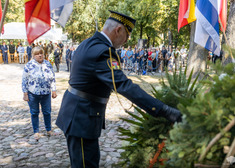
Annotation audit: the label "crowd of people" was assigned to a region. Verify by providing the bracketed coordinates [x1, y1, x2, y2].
[117, 44, 188, 74]
[0, 40, 79, 74]
[0, 40, 64, 65]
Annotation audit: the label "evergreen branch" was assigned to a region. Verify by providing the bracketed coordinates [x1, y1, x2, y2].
[120, 118, 143, 127]
[179, 65, 182, 86]
[187, 68, 194, 87]
[135, 108, 150, 120]
[199, 118, 235, 162]
[150, 84, 158, 97]
[119, 137, 139, 143]
[118, 127, 130, 133]
[125, 110, 145, 122]
[168, 88, 183, 99]
[188, 70, 201, 96]
[184, 65, 188, 77]
[129, 138, 143, 146]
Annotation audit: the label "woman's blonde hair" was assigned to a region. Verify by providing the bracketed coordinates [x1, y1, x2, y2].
[32, 46, 44, 57]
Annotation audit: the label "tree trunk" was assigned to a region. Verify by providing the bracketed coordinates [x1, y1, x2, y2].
[140, 22, 143, 39]
[222, 0, 235, 65]
[152, 36, 155, 47]
[187, 22, 208, 78]
[174, 34, 179, 48]
[168, 29, 172, 46]
[147, 36, 150, 48]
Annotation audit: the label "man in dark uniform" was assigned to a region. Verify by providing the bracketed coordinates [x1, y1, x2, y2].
[47, 41, 54, 54]
[54, 44, 60, 72]
[65, 45, 71, 71]
[26, 44, 32, 62]
[9, 41, 15, 62]
[1, 42, 8, 64]
[56, 11, 181, 168]
[161, 46, 168, 70]
[58, 41, 64, 62]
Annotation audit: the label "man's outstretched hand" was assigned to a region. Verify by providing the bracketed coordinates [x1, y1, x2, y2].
[159, 104, 182, 123]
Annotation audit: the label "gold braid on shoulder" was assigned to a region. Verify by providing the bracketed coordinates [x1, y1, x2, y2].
[107, 47, 133, 110]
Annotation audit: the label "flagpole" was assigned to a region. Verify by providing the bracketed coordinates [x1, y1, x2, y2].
[0, 0, 9, 34]
[218, 17, 234, 60]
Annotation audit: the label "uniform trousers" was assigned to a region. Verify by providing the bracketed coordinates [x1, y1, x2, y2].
[3, 54, 8, 64]
[10, 53, 14, 62]
[65, 134, 100, 168]
[55, 57, 60, 72]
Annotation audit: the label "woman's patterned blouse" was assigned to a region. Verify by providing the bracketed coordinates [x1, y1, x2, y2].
[22, 59, 56, 95]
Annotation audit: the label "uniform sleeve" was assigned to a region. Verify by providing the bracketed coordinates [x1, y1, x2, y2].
[22, 65, 29, 93]
[95, 49, 164, 117]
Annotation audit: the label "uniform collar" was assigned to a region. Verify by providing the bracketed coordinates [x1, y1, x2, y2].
[100, 31, 113, 46]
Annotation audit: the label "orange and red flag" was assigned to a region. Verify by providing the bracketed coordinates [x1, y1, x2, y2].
[25, 0, 51, 44]
[178, 0, 196, 32]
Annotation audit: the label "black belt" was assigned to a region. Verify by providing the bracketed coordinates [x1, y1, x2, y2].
[68, 86, 109, 104]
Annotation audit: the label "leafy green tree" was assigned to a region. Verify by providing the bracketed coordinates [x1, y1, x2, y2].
[2, 0, 24, 23]
[65, 0, 191, 47]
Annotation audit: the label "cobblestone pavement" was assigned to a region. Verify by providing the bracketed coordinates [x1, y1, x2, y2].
[0, 62, 134, 168]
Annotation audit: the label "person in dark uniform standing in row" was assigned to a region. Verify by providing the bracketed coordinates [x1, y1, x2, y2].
[65, 45, 70, 71]
[26, 44, 32, 62]
[2, 42, 8, 64]
[9, 41, 15, 62]
[54, 44, 60, 72]
[47, 41, 54, 55]
[58, 41, 64, 62]
[56, 11, 182, 168]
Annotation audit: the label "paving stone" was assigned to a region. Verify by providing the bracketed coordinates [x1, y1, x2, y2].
[14, 149, 25, 154]
[19, 153, 29, 157]
[46, 153, 54, 158]
[32, 152, 46, 157]
[55, 150, 66, 156]
[14, 156, 28, 161]
[109, 152, 121, 158]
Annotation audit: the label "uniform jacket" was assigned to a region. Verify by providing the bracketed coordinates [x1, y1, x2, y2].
[9, 44, 15, 54]
[65, 49, 71, 61]
[1, 45, 8, 56]
[56, 32, 164, 139]
[54, 48, 60, 59]
[27, 46, 32, 56]
[47, 43, 54, 54]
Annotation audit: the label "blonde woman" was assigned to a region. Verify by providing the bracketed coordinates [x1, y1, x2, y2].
[22, 47, 57, 140]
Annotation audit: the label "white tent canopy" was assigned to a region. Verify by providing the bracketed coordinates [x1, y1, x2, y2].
[0, 22, 67, 41]
[1, 22, 27, 39]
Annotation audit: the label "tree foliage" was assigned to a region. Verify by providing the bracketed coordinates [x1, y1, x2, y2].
[1, 0, 193, 48]
[2, 0, 24, 23]
[65, 0, 190, 47]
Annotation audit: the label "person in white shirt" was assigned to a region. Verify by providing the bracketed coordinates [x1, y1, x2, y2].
[180, 45, 187, 67]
